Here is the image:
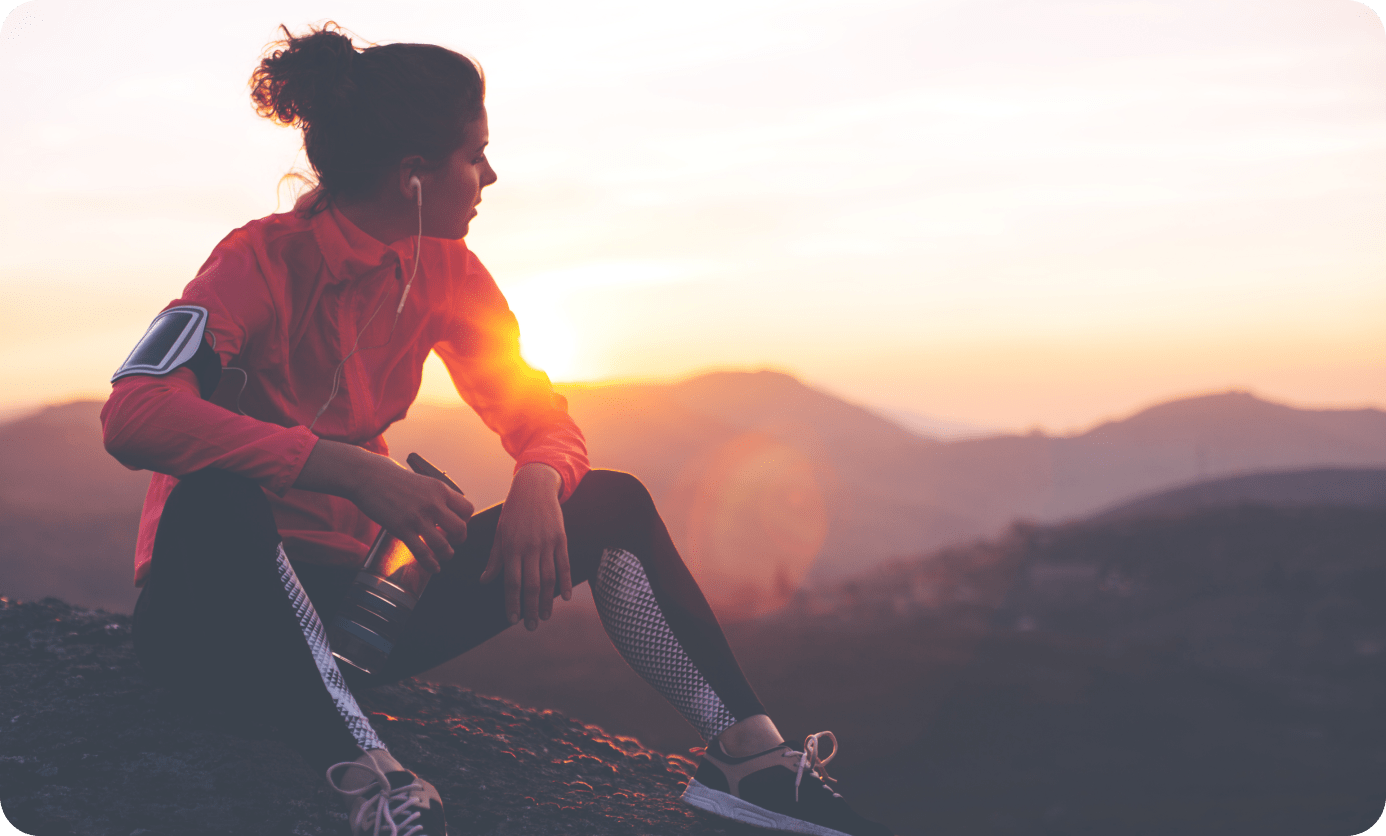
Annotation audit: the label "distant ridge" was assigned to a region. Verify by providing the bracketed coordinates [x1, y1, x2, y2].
[2, 376, 1383, 614]
[869, 405, 1002, 441]
[1090, 467, 1386, 525]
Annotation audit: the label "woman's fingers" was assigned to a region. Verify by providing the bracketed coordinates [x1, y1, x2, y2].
[412, 481, 470, 555]
[556, 537, 572, 603]
[486, 463, 569, 630]
[522, 547, 543, 630]
[446, 491, 475, 523]
[538, 547, 556, 621]
[486, 502, 568, 627]
[352, 463, 475, 569]
[400, 533, 442, 574]
[435, 513, 469, 549]
[504, 541, 523, 624]
[416, 518, 454, 564]
[488, 539, 565, 628]
[437, 495, 471, 549]
[479, 539, 503, 585]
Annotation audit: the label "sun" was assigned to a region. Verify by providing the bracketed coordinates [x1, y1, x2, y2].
[511, 298, 580, 382]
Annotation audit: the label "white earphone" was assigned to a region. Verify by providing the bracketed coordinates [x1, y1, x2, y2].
[398, 175, 423, 313]
[307, 172, 427, 433]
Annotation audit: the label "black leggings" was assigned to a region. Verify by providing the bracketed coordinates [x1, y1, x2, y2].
[132, 468, 764, 773]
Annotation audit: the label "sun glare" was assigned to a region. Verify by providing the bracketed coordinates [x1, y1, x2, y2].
[510, 297, 581, 382]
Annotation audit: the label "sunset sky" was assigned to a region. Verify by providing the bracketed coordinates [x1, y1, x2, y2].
[1, 0, 1383, 435]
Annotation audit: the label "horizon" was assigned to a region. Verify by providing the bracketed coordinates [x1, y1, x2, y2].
[1, 0, 1384, 435]
[5, 367, 1379, 442]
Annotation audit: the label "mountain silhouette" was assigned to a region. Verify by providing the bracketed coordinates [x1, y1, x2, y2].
[2, 373, 1383, 617]
[1090, 466, 1386, 524]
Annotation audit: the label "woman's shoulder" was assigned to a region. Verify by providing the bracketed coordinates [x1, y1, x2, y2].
[424, 236, 492, 285]
[412, 237, 493, 314]
[193, 207, 322, 284]
[230, 203, 321, 253]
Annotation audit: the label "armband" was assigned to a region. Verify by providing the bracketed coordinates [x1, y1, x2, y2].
[111, 305, 222, 398]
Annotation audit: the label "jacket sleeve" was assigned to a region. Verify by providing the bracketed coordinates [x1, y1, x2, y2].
[431, 250, 589, 501]
[100, 237, 319, 496]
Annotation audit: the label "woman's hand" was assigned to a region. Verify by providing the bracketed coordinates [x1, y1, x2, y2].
[479, 463, 571, 630]
[295, 440, 474, 573]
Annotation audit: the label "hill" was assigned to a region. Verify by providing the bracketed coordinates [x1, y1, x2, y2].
[5, 492, 1385, 834]
[1089, 466, 1386, 524]
[423, 498, 1386, 835]
[1046, 392, 1386, 520]
[0, 596, 749, 836]
[389, 379, 1386, 594]
[3, 375, 1384, 617]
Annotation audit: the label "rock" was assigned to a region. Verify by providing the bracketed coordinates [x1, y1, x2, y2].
[0, 596, 751, 835]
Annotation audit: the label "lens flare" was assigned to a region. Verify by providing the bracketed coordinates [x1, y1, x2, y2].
[678, 432, 829, 620]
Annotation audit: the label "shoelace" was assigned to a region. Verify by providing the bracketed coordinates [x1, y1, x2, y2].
[327, 760, 430, 836]
[793, 731, 841, 803]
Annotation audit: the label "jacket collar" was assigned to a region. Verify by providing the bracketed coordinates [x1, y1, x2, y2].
[305, 195, 417, 284]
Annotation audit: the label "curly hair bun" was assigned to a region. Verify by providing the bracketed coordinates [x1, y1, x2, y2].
[250, 22, 359, 129]
[248, 22, 485, 209]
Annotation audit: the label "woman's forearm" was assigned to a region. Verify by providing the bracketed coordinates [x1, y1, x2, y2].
[295, 439, 475, 572]
[101, 369, 317, 496]
[293, 438, 393, 501]
[510, 461, 563, 499]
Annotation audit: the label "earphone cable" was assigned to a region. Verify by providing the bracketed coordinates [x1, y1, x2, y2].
[307, 194, 425, 434]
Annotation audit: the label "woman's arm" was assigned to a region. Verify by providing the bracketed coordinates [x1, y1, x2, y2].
[294, 440, 474, 573]
[103, 368, 473, 572]
[101, 236, 313, 490]
[432, 251, 589, 501]
[433, 249, 588, 628]
[479, 462, 570, 630]
[101, 368, 317, 495]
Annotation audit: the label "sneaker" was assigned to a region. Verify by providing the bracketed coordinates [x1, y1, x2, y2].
[327, 758, 447, 836]
[681, 731, 894, 836]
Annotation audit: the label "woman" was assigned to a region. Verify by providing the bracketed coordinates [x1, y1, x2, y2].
[100, 22, 892, 836]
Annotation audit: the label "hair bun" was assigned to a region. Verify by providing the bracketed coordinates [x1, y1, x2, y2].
[248, 23, 486, 211]
[250, 22, 360, 128]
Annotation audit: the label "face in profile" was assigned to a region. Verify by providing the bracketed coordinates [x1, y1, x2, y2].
[420, 110, 497, 240]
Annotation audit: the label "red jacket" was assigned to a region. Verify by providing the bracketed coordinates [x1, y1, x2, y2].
[101, 201, 589, 586]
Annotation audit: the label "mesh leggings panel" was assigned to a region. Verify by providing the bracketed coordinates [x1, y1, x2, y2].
[592, 548, 738, 740]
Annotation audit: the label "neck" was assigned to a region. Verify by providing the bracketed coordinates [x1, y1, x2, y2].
[334, 192, 417, 246]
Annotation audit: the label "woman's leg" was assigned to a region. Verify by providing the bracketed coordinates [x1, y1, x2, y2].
[361, 469, 767, 742]
[132, 468, 382, 774]
[343, 468, 887, 835]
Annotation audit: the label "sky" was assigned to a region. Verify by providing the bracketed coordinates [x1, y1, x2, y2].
[0, 0, 1383, 435]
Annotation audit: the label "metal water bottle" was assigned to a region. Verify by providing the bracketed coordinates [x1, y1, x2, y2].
[329, 453, 463, 675]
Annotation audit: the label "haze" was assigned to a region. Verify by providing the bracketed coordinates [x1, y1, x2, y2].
[1, 0, 1383, 433]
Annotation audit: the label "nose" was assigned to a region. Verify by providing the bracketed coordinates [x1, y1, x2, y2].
[482, 158, 498, 188]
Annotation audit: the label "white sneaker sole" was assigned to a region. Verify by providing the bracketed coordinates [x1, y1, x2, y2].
[681, 778, 854, 836]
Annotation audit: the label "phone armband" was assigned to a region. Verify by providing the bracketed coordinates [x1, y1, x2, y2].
[111, 305, 222, 398]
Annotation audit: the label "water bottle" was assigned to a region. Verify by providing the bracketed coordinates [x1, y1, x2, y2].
[329, 453, 464, 675]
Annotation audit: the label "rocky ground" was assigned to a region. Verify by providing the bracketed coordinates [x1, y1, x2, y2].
[0, 596, 761, 836]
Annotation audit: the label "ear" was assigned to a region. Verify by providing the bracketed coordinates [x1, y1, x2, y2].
[397, 156, 428, 202]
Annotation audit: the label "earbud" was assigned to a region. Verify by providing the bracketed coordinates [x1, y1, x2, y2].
[313, 173, 426, 431]
[397, 175, 425, 316]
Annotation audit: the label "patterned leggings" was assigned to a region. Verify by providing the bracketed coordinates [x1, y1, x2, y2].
[131, 468, 764, 772]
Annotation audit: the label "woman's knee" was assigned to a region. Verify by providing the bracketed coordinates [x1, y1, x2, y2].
[163, 468, 268, 519]
[154, 468, 280, 562]
[574, 469, 656, 516]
